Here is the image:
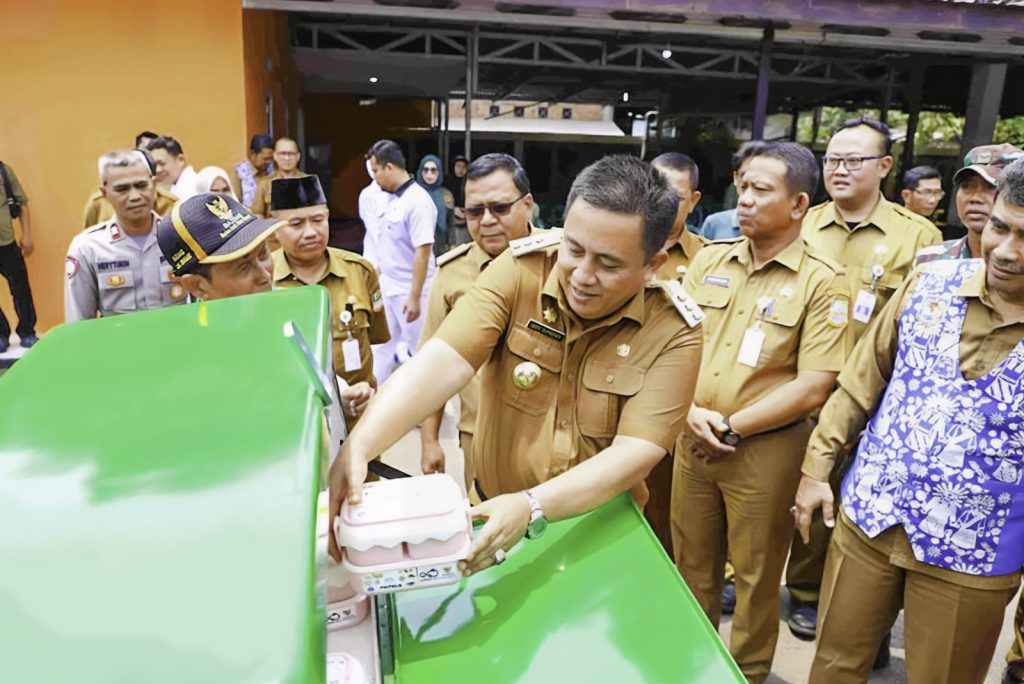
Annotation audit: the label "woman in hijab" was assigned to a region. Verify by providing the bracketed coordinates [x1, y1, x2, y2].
[416, 155, 454, 256]
[196, 166, 238, 200]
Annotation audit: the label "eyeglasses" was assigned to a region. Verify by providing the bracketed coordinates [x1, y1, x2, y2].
[465, 193, 528, 220]
[822, 155, 885, 171]
[422, 166, 439, 174]
[913, 189, 946, 199]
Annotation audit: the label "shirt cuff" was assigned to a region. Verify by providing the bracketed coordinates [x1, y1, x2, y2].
[615, 421, 675, 453]
[801, 449, 835, 482]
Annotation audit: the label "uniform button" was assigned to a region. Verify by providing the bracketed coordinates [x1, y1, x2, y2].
[560, 420, 570, 429]
[605, 374, 614, 383]
[737, 309, 745, 315]
[533, 347, 542, 357]
[725, 341, 732, 347]
[713, 371, 720, 377]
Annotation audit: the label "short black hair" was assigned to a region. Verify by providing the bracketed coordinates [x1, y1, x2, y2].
[366, 139, 407, 171]
[731, 140, 770, 172]
[566, 155, 677, 260]
[135, 131, 159, 147]
[650, 152, 699, 191]
[833, 116, 892, 156]
[250, 134, 274, 153]
[748, 142, 820, 200]
[465, 153, 531, 195]
[903, 165, 941, 191]
[191, 262, 213, 280]
[146, 136, 184, 157]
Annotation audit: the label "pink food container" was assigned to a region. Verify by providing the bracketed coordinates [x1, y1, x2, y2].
[327, 652, 369, 684]
[336, 474, 471, 595]
[326, 562, 369, 630]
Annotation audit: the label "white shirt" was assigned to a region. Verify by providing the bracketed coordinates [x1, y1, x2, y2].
[171, 165, 200, 201]
[358, 180, 387, 268]
[378, 179, 436, 297]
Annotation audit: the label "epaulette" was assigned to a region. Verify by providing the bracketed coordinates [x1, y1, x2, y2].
[436, 241, 473, 267]
[83, 219, 110, 235]
[804, 246, 845, 275]
[652, 279, 704, 328]
[892, 203, 942, 235]
[509, 228, 562, 257]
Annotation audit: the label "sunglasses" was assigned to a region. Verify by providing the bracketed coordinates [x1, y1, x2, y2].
[465, 192, 528, 221]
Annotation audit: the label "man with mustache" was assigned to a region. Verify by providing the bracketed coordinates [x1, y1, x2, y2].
[795, 157, 1024, 684]
[915, 144, 1023, 267]
[270, 176, 390, 427]
[66, 149, 189, 321]
[329, 155, 703, 580]
[787, 117, 943, 646]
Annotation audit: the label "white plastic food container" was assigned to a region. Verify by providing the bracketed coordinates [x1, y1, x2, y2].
[326, 561, 369, 630]
[336, 474, 471, 595]
[327, 652, 369, 684]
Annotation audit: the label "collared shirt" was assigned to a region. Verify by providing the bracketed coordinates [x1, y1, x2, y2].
[250, 169, 310, 218]
[272, 247, 390, 389]
[228, 160, 273, 208]
[656, 229, 705, 281]
[0, 162, 27, 247]
[913, 235, 972, 267]
[684, 237, 848, 417]
[700, 208, 741, 241]
[171, 166, 200, 202]
[82, 187, 178, 229]
[434, 242, 703, 496]
[65, 212, 186, 321]
[378, 178, 436, 297]
[358, 180, 387, 268]
[802, 194, 942, 354]
[419, 227, 539, 435]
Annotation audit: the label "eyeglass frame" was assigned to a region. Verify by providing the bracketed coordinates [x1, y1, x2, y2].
[911, 188, 946, 199]
[464, 192, 529, 221]
[822, 155, 886, 172]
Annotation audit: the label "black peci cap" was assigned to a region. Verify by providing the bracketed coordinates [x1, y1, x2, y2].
[158, 194, 284, 276]
[271, 175, 328, 211]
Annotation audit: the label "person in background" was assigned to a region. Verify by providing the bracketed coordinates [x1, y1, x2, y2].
[359, 158, 385, 269]
[900, 165, 944, 219]
[250, 137, 307, 218]
[134, 131, 159, 149]
[417, 155, 455, 256]
[0, 159, 38, 351]
[450, 154, 470, 245]
[146, 136, 199, 201]
[229, 134, 275, 208]
[701, 142, 765, 241]
[84, 140, 177, 228]
[197, 166, 238, 200]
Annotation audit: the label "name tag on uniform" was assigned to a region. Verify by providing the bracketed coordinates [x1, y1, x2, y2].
[527, 319, 565, 342]
[853, 290, 877, 323]
[342, 337, 362, 372]
[738, 328, 765, 367]
[704, 275, 731, 287]
[97, 260, 130, 272]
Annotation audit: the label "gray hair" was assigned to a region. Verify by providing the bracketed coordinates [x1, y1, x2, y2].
[98, 149, 151, 184]
[566, 155, 677, 260]
[996, 158, 1024, 208]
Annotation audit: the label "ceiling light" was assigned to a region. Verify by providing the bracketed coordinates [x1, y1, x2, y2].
[369, 76, 380, 83]
[661, 48, 673, 59]
[622, 91, 630, 103]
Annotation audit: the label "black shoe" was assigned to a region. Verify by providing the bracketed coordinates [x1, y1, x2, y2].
[1005, 664, 1024, 684]
[19, 333, 38, 348]
[0, 338, 7, 353]
[721, 581, 736, 616]
[787, 600, 818, 641]
[873, 632, 891, 670]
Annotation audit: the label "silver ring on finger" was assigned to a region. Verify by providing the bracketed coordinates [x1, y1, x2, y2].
[789, 506, 798, 514]
[494, 548, 507, 565]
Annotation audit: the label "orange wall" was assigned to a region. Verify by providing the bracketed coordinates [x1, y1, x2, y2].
[0, 0, 248, 331]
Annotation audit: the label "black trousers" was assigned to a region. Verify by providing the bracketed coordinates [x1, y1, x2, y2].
[0, 241, 37, 339]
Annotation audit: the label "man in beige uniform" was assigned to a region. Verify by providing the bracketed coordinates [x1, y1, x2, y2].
[418, 153, 534, 488]
[250, 137, 308, 218]
[329, 155, 703, 577]
[673, 142, 848, 683]
[788, 116, 942, 641]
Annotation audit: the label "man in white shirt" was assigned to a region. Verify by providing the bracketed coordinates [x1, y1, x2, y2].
[146, 136, 199, 201]
[366, 139, 436, 382]
[359, 159, 386, 269]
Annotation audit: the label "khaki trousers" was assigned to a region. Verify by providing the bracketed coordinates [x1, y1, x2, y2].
[810, 513, 1018, 684]
[672, 421, 810, 684]
[1007, 596, 1024, 673]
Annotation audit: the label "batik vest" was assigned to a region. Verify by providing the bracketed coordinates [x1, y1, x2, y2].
[234, 161, 258, 207]
[841, 258, 1024, 576]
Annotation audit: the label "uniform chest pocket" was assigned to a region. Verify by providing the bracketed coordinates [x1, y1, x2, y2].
[98, 270, 138, 313]
[692, 283, 732, 311]
[501, 324, 563, 415]
[577, 359, 646, 439]
[760, 301, 804, 362]
[860, 266, 904, 300]
[334, 298, 372, 339]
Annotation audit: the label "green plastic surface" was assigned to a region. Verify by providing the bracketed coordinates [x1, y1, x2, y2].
[391, 494, 745, 684]
[0, 288, 331, 684]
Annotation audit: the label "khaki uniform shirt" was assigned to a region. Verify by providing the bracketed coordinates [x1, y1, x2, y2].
[250, 170, 309, 218]
[684, 237, 849, 417]
[804, 263, 1024, 589]
[0, 163, 28, 247]
[272, 247, 389, 389]
[656, 229, 705, 282]
[82, 187, 178, 229]
[65, 213, 186, 321]
[802, 195, 941, 354]
[227, 161, 271, 208]
[434, 236, 704, 496]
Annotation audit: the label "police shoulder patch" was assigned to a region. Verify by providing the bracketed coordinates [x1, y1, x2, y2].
[436, 241, 473, 267]
[509, 228, 562, 257]
[65, 256, 79, 280]
[654, 279, 704, 328]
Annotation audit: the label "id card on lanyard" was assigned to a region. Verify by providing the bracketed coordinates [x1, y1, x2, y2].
[339, 301, 362, 372]
[738, 297, 775, 367]
[853, 264, 885, 323]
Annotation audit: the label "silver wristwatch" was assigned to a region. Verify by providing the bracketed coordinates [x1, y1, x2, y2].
[524, 488, 548, 540]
